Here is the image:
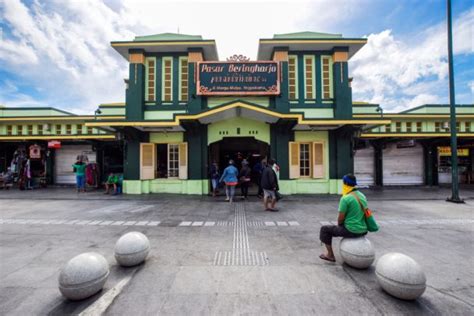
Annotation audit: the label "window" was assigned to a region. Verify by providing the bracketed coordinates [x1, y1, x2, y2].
[299, 143, 311, 177]
[162, 57, 173, 102]
[66, 124, 72, 134]
[321, 56, 332, 99]
[145, 58, 156, 101]
[435, 122, 441, 132]
[38, 124, 43, 135]
[168, 144, 179, 178]
[77, 124, 82, 135]
[7, 125, 13, 135]
[385, 124, 391, 132]
[304, 56, 315, 99]
[406, 122, 412, 132]
[56, 124, 62, 134]
[456, 122, 460, 132]
[416, 122, 422, 132]
[396, 122, 401, 132]
[179, 57, 188, 102]
[466, 122, 471, 132]
[288, 55, 298, 100]
[27, 125, 33, 135]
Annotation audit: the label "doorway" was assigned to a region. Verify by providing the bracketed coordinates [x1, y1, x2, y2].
[209, 137, 269, 196]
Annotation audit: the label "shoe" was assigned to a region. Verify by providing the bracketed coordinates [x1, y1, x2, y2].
[225, 198, 229, 201]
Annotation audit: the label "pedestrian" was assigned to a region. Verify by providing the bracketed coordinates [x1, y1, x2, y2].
[261, 158, 279, 212]
[253, 159, 264, 198]
[319, 174, 369, 262]
[272, 160, 280, 180]
[239, 159, 251, 200]
[210, 161, 220, 197]
[104, 172, 118, 195]
[219, 159, 239, 202]
[72, 157, 87, 193]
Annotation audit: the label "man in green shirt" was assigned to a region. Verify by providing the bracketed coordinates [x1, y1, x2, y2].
[319, 174, 368, 262]
[72, 159, 87, 193]
[104, 173, 118, 195]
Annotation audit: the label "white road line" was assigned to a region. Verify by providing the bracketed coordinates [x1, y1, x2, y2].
[204, 221, 215, 226]
[123, 221, 136, 226]
[192, 221, 203, 226]
[276, 221, 288, 226]
[179, 221, 192, 226]
[264, 221, 275, 226]
[147, 221, 160, 226]
[78, 274, 134, 316]
[111, 221, 125, 226]
[134, 221, 149, 226]
[288, 221, 300, 226]
[99, 221, 114, 226]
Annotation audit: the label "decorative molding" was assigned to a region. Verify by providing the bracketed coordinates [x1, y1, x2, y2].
[226, 54, 250, 62]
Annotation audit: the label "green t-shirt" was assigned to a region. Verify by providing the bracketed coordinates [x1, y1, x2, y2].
[107, 175, 118, 184]
[72, 163, 87, 176]
[338, 190, 368, 234]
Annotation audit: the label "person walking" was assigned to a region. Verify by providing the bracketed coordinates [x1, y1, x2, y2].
[261, 158, 279, 212]
[253, 159, 264, 198]
[219, 160, 239, 202]
[239, 159, 251, 200]
[72, 157, 87, 193]
[210, 161, 220, 197]
[319, 174, 369, 262]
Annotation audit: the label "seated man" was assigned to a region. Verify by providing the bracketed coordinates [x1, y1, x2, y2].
[104, 172, 118, 195]
[319, 174, 368, 262]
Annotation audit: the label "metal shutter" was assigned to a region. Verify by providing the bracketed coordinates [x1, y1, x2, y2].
[354, 146, 375, 186]
[54, 145, 95, 184]
[383, 143, 424, 185]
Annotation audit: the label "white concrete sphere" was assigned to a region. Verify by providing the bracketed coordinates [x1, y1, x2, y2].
[375, 252, 426, 300]
[58, 252, 109, 300]
[114, 232, 150, 267]
[339, 237, 375, 269]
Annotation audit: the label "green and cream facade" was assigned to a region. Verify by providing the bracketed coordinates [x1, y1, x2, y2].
[1, 32, 472, 193]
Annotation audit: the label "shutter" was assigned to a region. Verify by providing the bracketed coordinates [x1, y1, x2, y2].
[178, 142, 188, 179]
[289, 142, 299, 179]
[312, 142, 324, 178]
[140, 143, 156, 180]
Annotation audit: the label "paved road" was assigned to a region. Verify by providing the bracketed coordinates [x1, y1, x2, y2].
[0, 190, 473, 315]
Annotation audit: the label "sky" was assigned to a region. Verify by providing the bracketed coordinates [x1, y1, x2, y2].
[0, 0, 472, 114]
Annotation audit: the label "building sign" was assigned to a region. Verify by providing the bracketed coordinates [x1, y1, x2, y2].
[438, 147, 469, 156]
[197, 61, 280, 96]
[48, 141, 61, 149]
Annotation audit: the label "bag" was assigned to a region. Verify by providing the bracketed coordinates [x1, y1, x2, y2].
[350, 192, 379, 232]
[275, 190, 283, 201]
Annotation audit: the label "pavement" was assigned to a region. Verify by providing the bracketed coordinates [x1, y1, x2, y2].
[0, 187, 473, 315]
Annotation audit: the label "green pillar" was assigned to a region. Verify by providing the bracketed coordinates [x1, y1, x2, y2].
[123, 127, 148, 180]
[270, 120, 295, 180]
[329, 126, 354, 178]
[372, 141, 384, 186]
[183, 122, 208, 179]
[332, 48, 352, 119]
[126, 49, 145, 121]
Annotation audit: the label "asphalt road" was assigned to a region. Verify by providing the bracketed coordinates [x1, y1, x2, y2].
[0, 189, 473, 315]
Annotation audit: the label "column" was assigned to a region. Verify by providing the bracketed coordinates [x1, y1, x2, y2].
[126, 49, 145, 121]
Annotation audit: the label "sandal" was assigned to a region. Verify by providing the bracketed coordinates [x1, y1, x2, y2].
[319, 254, 336, 262]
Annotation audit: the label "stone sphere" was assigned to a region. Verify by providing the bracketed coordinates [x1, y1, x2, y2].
[339, 237, 375, 269]
[375, 252, 426, 300]
[58, 252, 109, 300]
[114, 232, 150, 267]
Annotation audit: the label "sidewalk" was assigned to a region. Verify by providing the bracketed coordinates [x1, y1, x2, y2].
[0, 185, 472, 201]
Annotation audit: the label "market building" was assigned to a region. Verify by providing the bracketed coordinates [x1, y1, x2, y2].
[0, 32, 472, 193]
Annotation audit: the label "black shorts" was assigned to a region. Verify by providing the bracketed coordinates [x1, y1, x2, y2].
[319, 224, 366, 245]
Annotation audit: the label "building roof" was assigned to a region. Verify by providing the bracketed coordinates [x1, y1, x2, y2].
[111, 33, 218, 61]
[273, 31, 343, 39]
[134, 33, 203, 42]
[258, 31, 366, 60]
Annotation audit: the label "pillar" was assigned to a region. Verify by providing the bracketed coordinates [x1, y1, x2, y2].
[183, 122, 208, 179]
[332, 48, 352, 119]
[123, 127, 148, 180]
[270, 120, 295, 180]
[126, 49, 145, 121]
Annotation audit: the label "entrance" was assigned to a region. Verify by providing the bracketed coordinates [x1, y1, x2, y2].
[209, 137, 269, 196]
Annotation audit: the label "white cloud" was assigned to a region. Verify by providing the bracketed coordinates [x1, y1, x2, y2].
[351, 8, 473, 111]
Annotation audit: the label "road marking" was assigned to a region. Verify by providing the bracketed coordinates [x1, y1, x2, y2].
[204, 221, 215, 226]
[192, 221, 203, 226]
[264, 221, 276, 226]
[179, 221, 192, 226]
[111, 221, 125, 225]
[78, 274, 134, 316]
[276, 221, 288, 226]
[122, 221, 136, 226]
[134, 221, 149, 226]
[147, 221, 160, 226]
[99, 221, 114, 226]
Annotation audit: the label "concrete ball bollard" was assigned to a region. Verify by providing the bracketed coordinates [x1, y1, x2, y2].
[114, 232, 150, 267]
[339, 237, 375, 269]
[58, 252, 110, 301]
[375, 252, 426, 300]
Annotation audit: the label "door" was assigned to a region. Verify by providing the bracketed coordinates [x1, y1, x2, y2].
[54, 145, 95, 184]
[383, 142, 424, 185]
[354, 146, 375, 186]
